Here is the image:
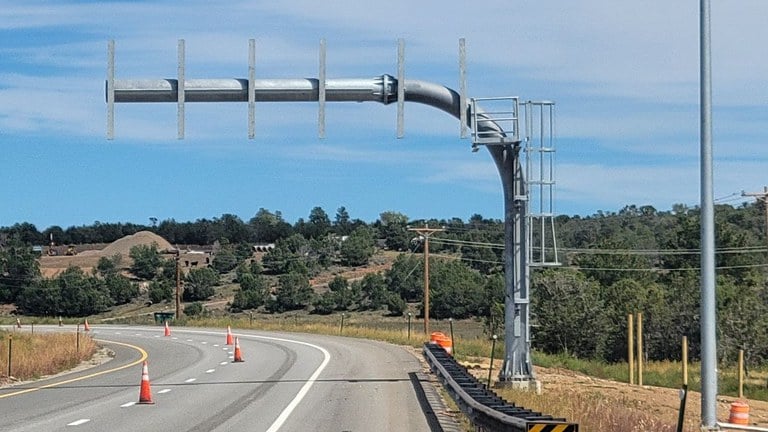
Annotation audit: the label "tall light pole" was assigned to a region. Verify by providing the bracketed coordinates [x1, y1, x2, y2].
[408, 225, 443, 335]
[699, 0, 717, 428]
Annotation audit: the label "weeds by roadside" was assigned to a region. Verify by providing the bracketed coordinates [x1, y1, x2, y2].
[0, 330, 96, 383]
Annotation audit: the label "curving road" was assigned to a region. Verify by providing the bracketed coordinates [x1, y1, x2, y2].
[0, 325, 435, 432]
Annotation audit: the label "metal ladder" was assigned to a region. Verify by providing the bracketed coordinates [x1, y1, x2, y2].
[524, 101, 559, 267]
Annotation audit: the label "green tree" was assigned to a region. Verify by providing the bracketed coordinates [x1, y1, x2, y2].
[129, 243, 163, 280]
[105, 274, 138, 305]
[429, 260, 485, 319]
[96, 254, 123, 278]
[184, 301, 205, 316]
[56, 267, 112, 316]
[377, 211, 411, 251]
[268, 273, 314, 313]
[18, 279, 61, 316]
[531, 269, 608, 359]
[359, 272, 389, 310]
[0, 237, 41, 303]
[385, 254, 423, 302]
[148, 279, 173, 304]
[328, 275, 354, 310]
[249, 208, 293, 243]
[212, 239, 240, 273]
[334, 206, 353, 236]
[340, 226, 376, 266]
[230, 272, 270, 312]
[184, 267, 218, 301]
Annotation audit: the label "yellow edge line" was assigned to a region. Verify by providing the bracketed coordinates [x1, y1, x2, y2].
[0, 339, 147, 400]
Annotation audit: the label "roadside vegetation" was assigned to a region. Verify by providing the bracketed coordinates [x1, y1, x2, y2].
[0, 330, 97, 382]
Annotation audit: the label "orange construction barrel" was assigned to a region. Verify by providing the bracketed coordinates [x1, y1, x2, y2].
[430, 332, 445, 344]
[729, 401, 749, 425]
[437, 334, 453, 355]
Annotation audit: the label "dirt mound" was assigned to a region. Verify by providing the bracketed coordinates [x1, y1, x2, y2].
[99, 231, 174, 257]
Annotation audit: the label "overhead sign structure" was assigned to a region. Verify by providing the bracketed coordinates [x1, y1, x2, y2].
[106, 39, 558, 388]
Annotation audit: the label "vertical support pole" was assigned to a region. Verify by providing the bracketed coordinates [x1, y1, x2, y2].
[175, 251, 181, 320]
[628, 313, 634, 385]
[339, 313, 345, 335]
[449, 318, 455, 357]
[699, 0, 717, 427]
[248, 39, 256, 139]
[423, 229, 430, 336]
[177, 39, 185, 140]
[396, 38, 405, 138]
[488, 335, 497, 388]
[318, 38, 326, 139]
[407, 312, 412, 340]
[458, 38, 467, 139]
[76, 324, 80, 355]
[738, 349, 744, 399]
[682, 336, 688, 386]
[107, 40, 115, 140]
[7, 335, 11, 378]
[637, 312, 644, 386]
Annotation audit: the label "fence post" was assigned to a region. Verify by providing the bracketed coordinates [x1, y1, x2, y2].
[488, 335, 497, 388]
[7, 335, 12, 378]
[739, 349, 744, 399]
[637, 312, 643, 386]
[449, 318, 455, 357]
[628, 313, 634, 385]
[407, 313, 412, 341]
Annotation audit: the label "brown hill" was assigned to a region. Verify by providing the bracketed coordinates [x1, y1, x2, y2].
[39, 231, 174, 278]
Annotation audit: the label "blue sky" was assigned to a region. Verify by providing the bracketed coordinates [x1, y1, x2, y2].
[2, 1, 767, 230]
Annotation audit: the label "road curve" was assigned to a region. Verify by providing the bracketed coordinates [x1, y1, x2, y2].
[0, 325, 434, 432]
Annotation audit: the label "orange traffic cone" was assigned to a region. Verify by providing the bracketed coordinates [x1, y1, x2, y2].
[233, 337, 244, 363]
[225, 325, 234, 345]
[83, 319, 90, 332]
[138, 361, 154, 404]
[164, 321, 171, 337]
[16, 318, 21, 328]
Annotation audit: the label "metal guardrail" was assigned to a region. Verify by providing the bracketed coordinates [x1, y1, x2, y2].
[423, 343, 578, 432]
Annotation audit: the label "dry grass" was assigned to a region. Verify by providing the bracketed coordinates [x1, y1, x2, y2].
[0, 330, 97, 382]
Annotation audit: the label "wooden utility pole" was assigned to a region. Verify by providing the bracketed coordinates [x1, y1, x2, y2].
[408, 225, 444, 335]
[175, 251, 182, 319]
[742, 186, 768, 245]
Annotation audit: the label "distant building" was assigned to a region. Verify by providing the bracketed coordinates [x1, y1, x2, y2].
[252, 244, 275, 253]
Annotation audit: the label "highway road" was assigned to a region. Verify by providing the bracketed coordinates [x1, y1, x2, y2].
[0, 325, 436, 431]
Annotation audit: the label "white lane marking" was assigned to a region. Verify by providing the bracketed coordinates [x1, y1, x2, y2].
[222, 347, 228, 351]
[172, 337, 178, 340]
[158, 389, 172, 394]
[121, 402, 136, 408]
[115, 332, 121, 335]
[263, 337, 331, 432]
[184, 378, 196, 383]
[186, 339, 193, 342]
[134, 333, 141, 336]
[205, 369, 215, 374]
[67, 419, 90, 426]
[220, 361, 228, 365]
[154, 335, 160, 338]
[101, 326, 333, 431]
[201, 341, 207, 345]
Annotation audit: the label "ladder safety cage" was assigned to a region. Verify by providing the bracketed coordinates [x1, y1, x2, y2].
[524, 101, 560, 267]
[470, 96, 521, 148]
